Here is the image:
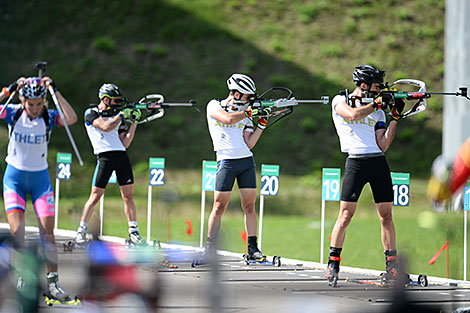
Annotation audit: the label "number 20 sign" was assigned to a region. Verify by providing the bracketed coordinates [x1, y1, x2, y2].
[260, 165, 280, 196]
[322, 168, 340, 201]
[391, 172, 410, 206]
[149, 158, 165, 186]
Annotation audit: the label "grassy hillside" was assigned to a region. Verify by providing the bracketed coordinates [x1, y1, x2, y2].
[0, 0, 445, 177]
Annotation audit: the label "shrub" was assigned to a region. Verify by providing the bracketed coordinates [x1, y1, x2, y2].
[297, 4, 319, 23]
[93, 36, 116, 52]
[320, 43, 343, 58]
[134, 43, 147, 54]
[152, 44, 169, 57]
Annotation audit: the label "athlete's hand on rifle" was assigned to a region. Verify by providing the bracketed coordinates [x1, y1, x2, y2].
[121, 108, 142, 123]
[257, 117, 269, 130]
[372, 96, 389, 111]
[390, 98, 405, 121]
[245, 106, 272, 118]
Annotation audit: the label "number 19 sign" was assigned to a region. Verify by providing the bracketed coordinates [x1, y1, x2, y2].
[322, 168, 341, 201]
[391, 172, 410, 206]
[260, 165, 280, 196]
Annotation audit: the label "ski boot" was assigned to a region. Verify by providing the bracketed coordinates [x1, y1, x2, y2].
[63, 228, 87, 252]
[382, 250, 399, 286]
[191, 244, 214, 267]
[247, 247, 266, 262]
[43, 273, 80, 306]
[126, 230, 147, 247]
[326, 257, 340, 287]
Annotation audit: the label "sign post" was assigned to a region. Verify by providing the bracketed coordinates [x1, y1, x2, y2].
[464, 181, 470, 281]
[100, 171, 117, 236]
[200, 161, 217, 247]
[55, 153, 72, 230]
[321, 168, 341, 264]
[259, 164, 280, 250]
[147, 158, 165, 242]
[391, 172, 410, 207]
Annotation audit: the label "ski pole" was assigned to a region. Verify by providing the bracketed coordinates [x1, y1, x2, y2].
[48, 86, 84, 166]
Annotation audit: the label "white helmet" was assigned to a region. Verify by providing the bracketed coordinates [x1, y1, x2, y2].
[227, 74, 256, 95]
[19, 77, 46, 98]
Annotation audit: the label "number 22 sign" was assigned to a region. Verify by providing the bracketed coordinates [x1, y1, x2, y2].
[149, 158, 165, 186]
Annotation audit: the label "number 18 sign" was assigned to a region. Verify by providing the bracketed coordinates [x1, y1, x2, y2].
[260, 165, 280, 196]
[322, 168, 340, 201]
[149, 158, 165, 186]
[391, 172, 410, 206]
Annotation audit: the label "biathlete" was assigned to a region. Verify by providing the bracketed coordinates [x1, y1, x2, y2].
[0, 77, 78, 301]
[327, 65, 405, 286]
[73, 83, 146, 246]
[198, 73, 271, 263]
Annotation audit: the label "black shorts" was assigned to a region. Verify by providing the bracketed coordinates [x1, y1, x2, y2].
[92, 151, 134, 188]
[215, 156, 256, 192]
[340, 156, 393, 203]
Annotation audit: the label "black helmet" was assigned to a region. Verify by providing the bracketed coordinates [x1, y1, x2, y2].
[352, 64, 386, 86]
[98, 83, 123, 100]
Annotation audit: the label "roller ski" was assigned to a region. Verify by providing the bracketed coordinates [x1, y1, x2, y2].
[243, 253, 281, 267]
[191, 247, 213, 267]
[43, 273, 81, 307]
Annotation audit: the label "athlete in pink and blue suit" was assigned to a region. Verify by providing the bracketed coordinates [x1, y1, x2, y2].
[0, 77, 77, 301]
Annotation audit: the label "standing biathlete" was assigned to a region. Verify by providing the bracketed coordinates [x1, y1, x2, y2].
[201, 73, 271, 262]
[74, 83, 146, 246]
[0, 77, 78, 301]
[326, 65, 405, 287]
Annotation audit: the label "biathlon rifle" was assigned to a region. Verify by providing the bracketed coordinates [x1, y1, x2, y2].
[237, 87, 329, 128]
[353, 79, 469, 119]
[115, 94, 198, 124]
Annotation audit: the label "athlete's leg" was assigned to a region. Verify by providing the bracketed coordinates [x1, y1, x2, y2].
[207, 191, 231, 239]
[6, 212, 25, 247]
[80, 186, 105, 223]
[120, 184, 137, 222]
[330, 201, 357, 248]
[376, 202, 396, 250]
[37, 216, 57, 272]
[239, 188, 258, 236]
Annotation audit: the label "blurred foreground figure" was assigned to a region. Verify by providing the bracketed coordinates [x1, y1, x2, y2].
[428, 138, 470, 203]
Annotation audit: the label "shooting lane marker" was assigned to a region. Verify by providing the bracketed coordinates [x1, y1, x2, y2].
[147, 158, 165, 242]
[321, 168, 341, 264]
[55, 153, 72, 230]
[391, 172, 410, 207]
[200, 160, 217, 247]
[259, 164, 280, 250]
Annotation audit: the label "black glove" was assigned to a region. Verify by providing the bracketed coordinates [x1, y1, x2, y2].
[7, 81, 19, 93]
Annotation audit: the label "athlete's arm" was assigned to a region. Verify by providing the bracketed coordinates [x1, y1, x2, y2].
[243, 126, 262, 149]
[43, 77, 77, 126]
[334, 98, 375, 121]
[120, 123, 137, 148]
[211, 108, 246, 125]
[92, 114, 124, 132]
[375, 120, 397, 152]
